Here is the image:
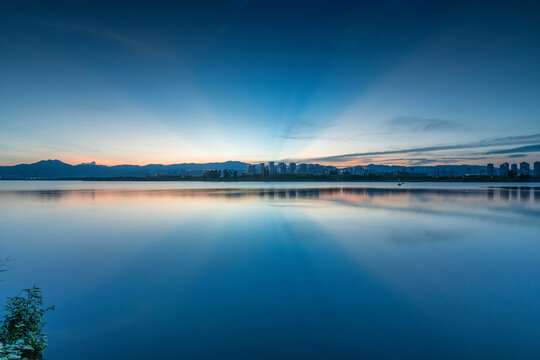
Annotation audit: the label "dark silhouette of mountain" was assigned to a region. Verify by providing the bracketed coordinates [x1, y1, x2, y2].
[0, 160, 249, 179]
[0, 159, 499, 179]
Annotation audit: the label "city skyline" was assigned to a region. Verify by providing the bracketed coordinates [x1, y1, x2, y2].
[0, 158, 538, 179]
[1, 1, 540, 166]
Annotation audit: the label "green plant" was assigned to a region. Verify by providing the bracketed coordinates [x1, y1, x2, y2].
[0, 287, 54, 360]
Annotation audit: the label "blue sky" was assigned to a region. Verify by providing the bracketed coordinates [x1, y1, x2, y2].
[1, 0, 539, 165]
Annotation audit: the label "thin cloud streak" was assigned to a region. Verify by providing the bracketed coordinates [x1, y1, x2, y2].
[383, 156, 488, 166]
[276, 120, 337, 140]
[305, 133, 540, 162]
[49, 22, 161, 55]
[507, 154, 527, 158]
[389, 116, 463, 132]
[483, 144, 540, 154]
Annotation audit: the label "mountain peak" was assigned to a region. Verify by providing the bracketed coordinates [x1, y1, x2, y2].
[35, 159, 65, 165]
[0, 159, 249, 179]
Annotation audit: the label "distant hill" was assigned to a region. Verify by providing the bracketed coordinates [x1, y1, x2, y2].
[0, 160, 249, 179]
[0, 159, 502, 179]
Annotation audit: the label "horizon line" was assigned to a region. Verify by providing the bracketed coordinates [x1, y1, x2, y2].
[1, 158, 538, 168]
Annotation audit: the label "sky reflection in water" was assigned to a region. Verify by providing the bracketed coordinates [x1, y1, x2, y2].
[0, 182, 539, 359]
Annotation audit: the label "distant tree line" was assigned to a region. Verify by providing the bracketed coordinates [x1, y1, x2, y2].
[69, 172, 540, 182]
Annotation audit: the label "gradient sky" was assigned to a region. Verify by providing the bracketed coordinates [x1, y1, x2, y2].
[1, 0, 540, 166]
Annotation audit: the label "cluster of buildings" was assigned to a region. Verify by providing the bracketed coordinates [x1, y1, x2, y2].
[246, 163, 413, 176]
[487, 161, 540, 176]
[245, 161, 540, 177]
[247, 162, 340, 176]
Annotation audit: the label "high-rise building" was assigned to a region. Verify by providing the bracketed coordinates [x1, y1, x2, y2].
[500, 162, 509, 176]
[278, 162, 286, 174]
[353, 166, 365, 175]
[298, 163, 308, 174]
[520, 162, 530, 175]
[487, 163, 494, 176]
[268, 161, 275, 175]
[289, 163, 297, 174]
[511, 163, 518, 173]
[248, 164, 256, 175]
[315, 164, 326, 175]
[259, 163, 266, 175]
[535, 161, 540, 176]
[327, 166, 338, 174]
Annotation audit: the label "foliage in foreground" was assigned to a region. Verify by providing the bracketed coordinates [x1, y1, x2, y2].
[0, 287, 54, 360]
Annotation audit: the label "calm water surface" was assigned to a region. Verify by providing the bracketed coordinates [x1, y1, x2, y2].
[1, 181, 539, 359]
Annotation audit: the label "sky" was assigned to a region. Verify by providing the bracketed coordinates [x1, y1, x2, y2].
[1, 0, 540, 166]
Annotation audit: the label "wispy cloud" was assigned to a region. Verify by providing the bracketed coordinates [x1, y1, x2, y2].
[50, 23, 160, 55]
[390, 116, 462, 132]
[408, 159, 439, 165]
[507, 154, 527, 158]
[483, 144, 540, 154]
[306, 133, 540, 162]
[276, 120, 389, 141]
[278, 134, 319, 140]
[405, 157, 487, 165]
[407, 157, 488, 165]
[78, 102, 124, 112]
[276, 120, 336, 140]
[366, 156, 487, 166]
[279, 115, 462, 141]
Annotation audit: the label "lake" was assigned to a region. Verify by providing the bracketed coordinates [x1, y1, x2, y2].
[1, 181, 539, 359]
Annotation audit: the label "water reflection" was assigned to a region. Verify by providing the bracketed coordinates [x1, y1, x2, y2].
[520, 186, 531, 201]
[2, 185, 539, 203]
[2, 187, 539, 224]
[0, 183, 539, 360]
[487, 188, 494, 200]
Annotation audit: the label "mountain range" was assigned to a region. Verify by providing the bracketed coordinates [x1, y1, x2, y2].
[0, 159, 498, 179]
[0, 160, 249, 179]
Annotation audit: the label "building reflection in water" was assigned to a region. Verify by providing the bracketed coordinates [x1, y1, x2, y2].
[500, 188, 510, 201]
[520, 187, 531, 202]
[510, 187, 518, 200]
[1, 186, 538, 207]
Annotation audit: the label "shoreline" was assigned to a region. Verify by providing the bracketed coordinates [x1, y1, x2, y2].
[1, 177, 539, 183]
